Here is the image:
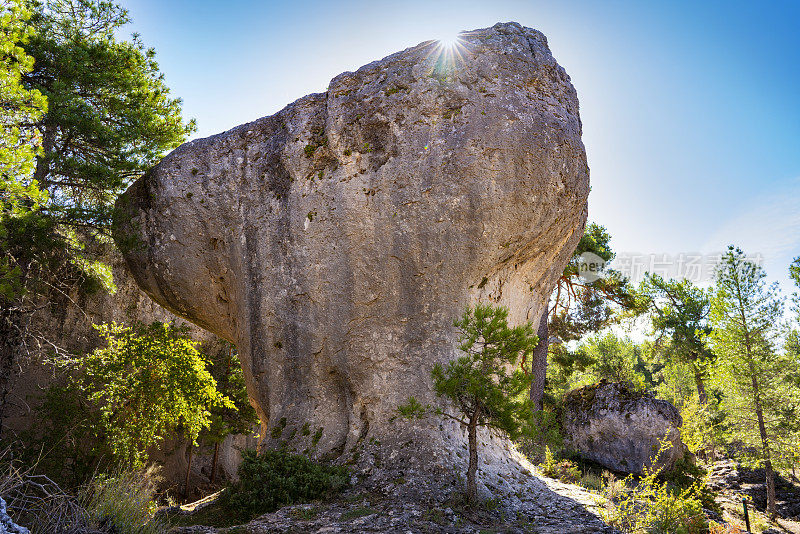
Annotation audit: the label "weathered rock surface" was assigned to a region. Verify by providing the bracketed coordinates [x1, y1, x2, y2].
[168, 437, 616, 534]
[117, 21, 588, 465]
[710, 459, 800, 520]
[562, 380, 688, 474]
[0, 497, 28, 534]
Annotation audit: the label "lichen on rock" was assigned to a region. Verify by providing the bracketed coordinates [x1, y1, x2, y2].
[562, 380, 689, 474]
[115, 21, 589, 470]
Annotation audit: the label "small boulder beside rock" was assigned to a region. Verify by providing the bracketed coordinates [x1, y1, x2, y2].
[0, 497, 29, 534]
[562, 380, 688, 474]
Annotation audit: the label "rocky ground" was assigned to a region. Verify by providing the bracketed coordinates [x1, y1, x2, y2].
[709, 459, 800, 533]
[167, 451, 616, 533]
[165, 452, 800, 533]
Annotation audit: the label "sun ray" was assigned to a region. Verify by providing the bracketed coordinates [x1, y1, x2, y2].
[422, 31, 474, 77]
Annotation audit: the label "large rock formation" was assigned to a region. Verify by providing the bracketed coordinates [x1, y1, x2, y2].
[562, 381, 689, 474]
[116, 22, 589, 463]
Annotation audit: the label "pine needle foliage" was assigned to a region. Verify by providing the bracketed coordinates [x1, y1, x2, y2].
[400, 304, 537, 503]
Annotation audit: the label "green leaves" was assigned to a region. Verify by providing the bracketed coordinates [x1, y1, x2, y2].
[396, 396, 430, 420]
[25, 3, 196, 228]
[708, 246, 799, 473]
[224, 449, 348, 522]
[0, 0, 48, 181]
[200, 344, 259, 445]
[1, 0, 196, 309]
[637, 273, 714, 393]
[431, 304, 537, 439]
[79, 321, 232, 468]
[550, 222, 635, 344]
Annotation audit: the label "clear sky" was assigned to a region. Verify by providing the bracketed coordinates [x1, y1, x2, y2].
[121, 0, 800, 294]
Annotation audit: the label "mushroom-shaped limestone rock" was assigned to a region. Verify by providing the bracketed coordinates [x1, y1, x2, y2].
[116, 22, 589, 465]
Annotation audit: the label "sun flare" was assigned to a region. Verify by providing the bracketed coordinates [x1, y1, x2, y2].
[437, 33, 462, 49]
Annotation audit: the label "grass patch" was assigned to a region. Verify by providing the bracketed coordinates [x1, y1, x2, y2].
[165, 497, 243, 529]
[340, 506, 377, 520]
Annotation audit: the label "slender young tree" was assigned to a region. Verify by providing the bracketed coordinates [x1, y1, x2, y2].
[638, 273, 714, 403]
[400, 304, 537, 503]
[199, 344, 258, 485]
[709, 246, 786, 519]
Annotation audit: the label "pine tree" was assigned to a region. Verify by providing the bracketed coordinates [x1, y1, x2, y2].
[709, 246, 788, 519]
[0, 0, 47, 182]
[0, 0, 195, 428]
[24, 0, 195, 229]
[638, 274, 714, 403]
[399, 304, 537, 503]
[530, 223, 635, 410]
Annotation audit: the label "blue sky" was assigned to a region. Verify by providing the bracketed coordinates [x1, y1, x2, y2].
[122, 0, 800, 294]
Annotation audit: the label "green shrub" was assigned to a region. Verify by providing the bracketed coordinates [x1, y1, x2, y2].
[601, 441, 708, 534]
[579, 472, 603, 492]
[539, 447, 581, 484]
[79, 321, 233, 467]
[602, 478, 707, 534]
[602, 471, 626, 502]
[519, 409, 564, 464]
[80, 466, 165, 534]
[661, 459, 719, 514]
[224, 449, 348, 521]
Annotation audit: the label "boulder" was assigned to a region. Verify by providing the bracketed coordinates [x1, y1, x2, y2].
[0, 497, 28, 534]
[562, 380, 688, 474]
[115, 22, 589, 462]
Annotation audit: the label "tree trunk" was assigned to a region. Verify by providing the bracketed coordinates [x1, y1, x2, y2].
[765, 457, 777, 521]
[530, 308, 549, 411]
[466, 409, 480, 505]
[210, 441, 220, 485]
[752, 373, 777, 520]
[0, 307, 21, 438]
[33, 124, 55, 189]
[692, 366, 708, 405]
[184, 444, 193, 500]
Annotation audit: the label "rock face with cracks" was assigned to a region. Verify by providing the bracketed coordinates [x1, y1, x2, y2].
[116, 22, 589, 466]
[562, 381, 689, 475]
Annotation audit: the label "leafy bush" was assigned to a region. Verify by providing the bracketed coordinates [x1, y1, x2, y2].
[660, 457, 719, 511]
[539, 447, 581, 484]
[602, 471, 626, 502]
[678, 393, 726, 457]
[579, 472, 603, 492]
[224, 449, 348, 521]
[602, 478, 707, 534]
[79, 321, 233, 467]
[601, 441, 708, 534]
[519, 409, 564, 464]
